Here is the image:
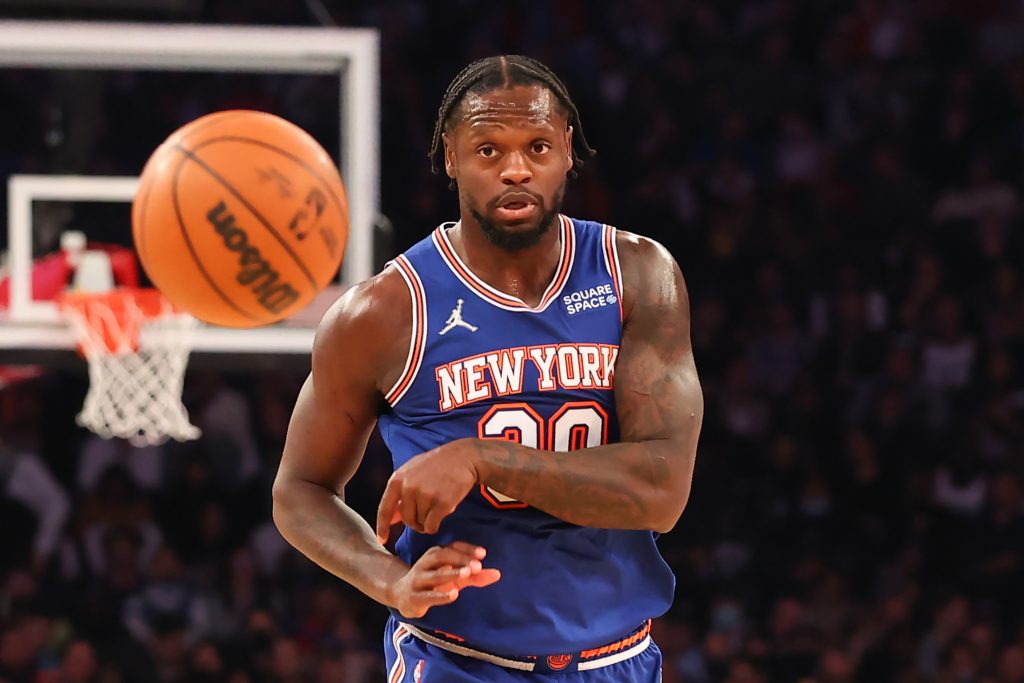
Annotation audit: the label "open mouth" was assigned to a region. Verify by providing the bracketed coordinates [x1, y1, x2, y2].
[495, 193, 539, 220]
[495, 203, 537, 220]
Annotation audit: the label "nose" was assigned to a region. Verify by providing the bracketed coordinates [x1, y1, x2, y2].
[499, 151, 532, 185]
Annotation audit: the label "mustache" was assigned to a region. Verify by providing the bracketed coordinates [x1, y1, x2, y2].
[487, 189, 545, 209]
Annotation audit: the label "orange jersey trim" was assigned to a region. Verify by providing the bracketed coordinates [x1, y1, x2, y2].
[432, 215, 575, 312]
[385, 256, 427, 406]
[602, 224, 624, 322]
[432, 629, 466, 643]
[579, 620, 651, 660]
[390, 625, 411, 683]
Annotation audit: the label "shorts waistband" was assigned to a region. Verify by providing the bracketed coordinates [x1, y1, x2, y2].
[397, 619, 652, 674]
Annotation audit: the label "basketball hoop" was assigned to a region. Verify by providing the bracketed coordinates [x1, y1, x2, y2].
[58, 288, 201, 446]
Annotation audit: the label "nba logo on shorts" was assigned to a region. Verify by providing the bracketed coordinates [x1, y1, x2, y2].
[413, 659, 424, 681]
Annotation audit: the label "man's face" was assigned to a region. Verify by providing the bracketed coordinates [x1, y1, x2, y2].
[443, 84, 573, 251]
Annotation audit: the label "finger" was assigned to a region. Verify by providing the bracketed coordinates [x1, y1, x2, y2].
[400, 493, 423, 534]
[412, 565, 471, 590]
[421, 503, 455, 536]
[458, 568, 502, 589]
[399, 588, 460, 619]
[445, 542, 488, 560]
[414, 587, 461, 609]
[376, 477, 402, 543]
[419, 547, 484, 570]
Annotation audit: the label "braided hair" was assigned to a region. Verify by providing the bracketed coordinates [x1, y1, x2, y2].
[428, 55, 596, 181]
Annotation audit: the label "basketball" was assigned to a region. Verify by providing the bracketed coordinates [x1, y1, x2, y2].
[131, 110, 348, 327]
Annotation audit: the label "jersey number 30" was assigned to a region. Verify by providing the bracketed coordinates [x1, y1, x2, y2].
[477, 401, 608, 509]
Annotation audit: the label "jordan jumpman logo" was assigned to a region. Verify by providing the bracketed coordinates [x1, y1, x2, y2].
[439, 299, 478, 335]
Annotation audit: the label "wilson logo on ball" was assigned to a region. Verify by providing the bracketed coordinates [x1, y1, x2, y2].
[133, 110, 348, 327]
[206, 201, 300, 314]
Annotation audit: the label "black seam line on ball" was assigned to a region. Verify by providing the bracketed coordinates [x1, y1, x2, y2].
[190, 134, 346, 221]
[171, 149, 263, 323]
[173, 143, 318, 288]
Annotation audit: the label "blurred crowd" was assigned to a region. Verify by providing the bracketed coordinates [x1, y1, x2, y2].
[0, 370, 396, 683]
[2, 0, 1024, 681]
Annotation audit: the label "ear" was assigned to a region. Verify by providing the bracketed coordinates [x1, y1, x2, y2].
[564, 125, 574, 173]
[443, 133, 457, 179]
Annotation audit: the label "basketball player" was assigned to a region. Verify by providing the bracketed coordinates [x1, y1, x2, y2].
[273, 55, 703, 682]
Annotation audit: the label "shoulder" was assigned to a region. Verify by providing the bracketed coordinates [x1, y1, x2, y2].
[613, 229, 674, 263]
[613, 229, 686, 322]
[316, 262, 410, 334]
[312, 262, 413, 395]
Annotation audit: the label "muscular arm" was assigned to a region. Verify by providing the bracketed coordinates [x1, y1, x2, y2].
[272, 272, 411, 604]
[374, 233, 704, 537]
[474, 233, 703, 532]
[275, 270, 499, 616]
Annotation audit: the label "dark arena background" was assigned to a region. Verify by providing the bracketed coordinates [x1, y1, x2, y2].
[1, 2, 1023, 682]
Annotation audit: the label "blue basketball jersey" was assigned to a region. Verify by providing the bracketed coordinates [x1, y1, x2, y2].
[376, 215, 675, 657]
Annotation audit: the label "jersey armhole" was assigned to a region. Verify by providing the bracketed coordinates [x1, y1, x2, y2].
[383, 256, 427, 407]
[601, 224, 624, 323]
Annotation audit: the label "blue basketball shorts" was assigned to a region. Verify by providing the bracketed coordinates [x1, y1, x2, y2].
[383, 616, 662, 682]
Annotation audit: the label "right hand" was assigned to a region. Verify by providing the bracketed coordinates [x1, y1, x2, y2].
[390, 542, 502, 619]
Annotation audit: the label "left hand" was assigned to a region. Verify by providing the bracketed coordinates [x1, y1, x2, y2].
[376, 438, 481, 542]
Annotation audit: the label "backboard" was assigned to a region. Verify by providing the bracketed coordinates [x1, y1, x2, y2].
[0, 21, 379, 359]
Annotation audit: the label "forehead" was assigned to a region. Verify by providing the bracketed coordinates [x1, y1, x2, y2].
[451, 84, 565, 132]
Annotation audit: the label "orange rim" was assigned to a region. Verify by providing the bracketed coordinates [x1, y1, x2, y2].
[57, 287, 177, 354]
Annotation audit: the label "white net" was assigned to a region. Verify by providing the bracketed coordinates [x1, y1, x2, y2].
[60, 290, 201, 447]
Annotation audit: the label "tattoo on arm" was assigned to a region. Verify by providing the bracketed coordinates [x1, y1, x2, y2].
[477, 235, 703, 532]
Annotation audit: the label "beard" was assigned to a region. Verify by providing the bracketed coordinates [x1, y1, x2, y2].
[466, 182, 565, 252]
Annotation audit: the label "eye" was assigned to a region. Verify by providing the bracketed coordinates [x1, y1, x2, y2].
[477, 145, 496, 158]
[532, 142, 551, 154]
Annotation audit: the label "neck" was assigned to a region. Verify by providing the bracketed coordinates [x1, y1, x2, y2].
[451, 212, 562, 307]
